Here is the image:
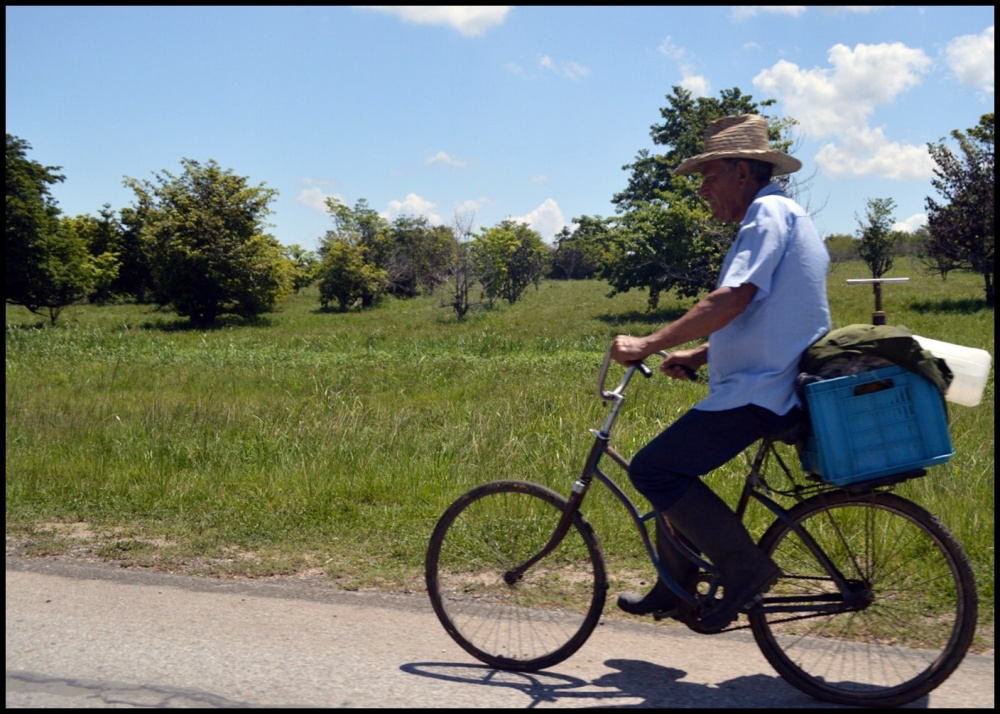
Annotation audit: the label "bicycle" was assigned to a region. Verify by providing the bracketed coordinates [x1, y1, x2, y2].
[424, 346, 978, 707]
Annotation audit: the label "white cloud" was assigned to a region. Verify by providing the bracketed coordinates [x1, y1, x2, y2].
[658, 36, 687, 62]
[817, 6, 883, 15]
[753, 42, 933, 178]
[509, 198, 566, 243]
[425, 151, 467, 168]
[384, 192, 443, 225]
[680, 73, 711, 98]
[539, 55, 590, 81]
[359, 6, 511, 36]
[455, 197, 492, 217]
[944, 25, 994, 95]
[894, 213, 927, 233]
[814, 132, 935, 180]
[297, 181, 343, 213]
[659, 36, 710, 97]
[731, 6, 807, 20]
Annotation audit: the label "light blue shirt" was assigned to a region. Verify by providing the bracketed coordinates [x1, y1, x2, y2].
[696, 183, 832, 415]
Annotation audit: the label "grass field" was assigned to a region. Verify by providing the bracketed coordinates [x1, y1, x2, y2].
[6, 259, 994, 650]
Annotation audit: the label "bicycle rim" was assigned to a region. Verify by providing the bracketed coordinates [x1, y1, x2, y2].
[425, 480, 607, 671]
[750, 491, 977, 707]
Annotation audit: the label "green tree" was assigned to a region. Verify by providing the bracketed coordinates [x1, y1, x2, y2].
[601, 198, 725, 309]
[316, 239, 388, 311]
[897, 226, 928, 258]
[549, 215, 613, 280]
[924, 113, 994, 307]
[387, 215, 457, 297]
[5, 134, 100, 324]
[824, 233, 859, 263]
[320, 198, 392, 308]
[283, 244, 320, 293]
[63, 211, 122, 305]
[613, 86, 788, 210]
[855, 197, 901, 279]
[604, 87, 790, 306]
[115, 203, 156, 303]
[473, 219, 547, 306]
[124, 158, 290, 326]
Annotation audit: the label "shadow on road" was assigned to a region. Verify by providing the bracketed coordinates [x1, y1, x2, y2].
[400, 657, 907, 708]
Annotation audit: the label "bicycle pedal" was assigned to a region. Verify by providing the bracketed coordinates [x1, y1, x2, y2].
[740, 592, 766, 613]
[652, 608, 681, 621]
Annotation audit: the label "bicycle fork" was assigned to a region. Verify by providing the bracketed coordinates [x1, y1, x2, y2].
[501, 433, 608, 586]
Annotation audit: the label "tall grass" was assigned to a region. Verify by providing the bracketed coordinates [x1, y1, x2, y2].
[6, 261, 993, 644]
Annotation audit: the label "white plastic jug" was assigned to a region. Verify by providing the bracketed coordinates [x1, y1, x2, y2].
[913, 335, 992, 407]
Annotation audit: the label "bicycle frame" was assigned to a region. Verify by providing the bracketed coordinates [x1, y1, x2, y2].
[506, 349, 870, 623]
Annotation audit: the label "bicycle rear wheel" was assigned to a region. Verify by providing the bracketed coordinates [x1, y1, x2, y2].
[750, 490, 977, 707]
[425, 480, 607, 671]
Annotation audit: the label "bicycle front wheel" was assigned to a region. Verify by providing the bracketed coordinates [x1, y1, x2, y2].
[750, 490, 977, 707]
[425, 480, 607, 671]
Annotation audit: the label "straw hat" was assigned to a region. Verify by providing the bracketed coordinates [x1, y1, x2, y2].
[673, 114, 801, 176]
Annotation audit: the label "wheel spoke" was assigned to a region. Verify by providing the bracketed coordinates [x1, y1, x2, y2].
[426, 481, 606, 671]
[750, 492, 977, 707]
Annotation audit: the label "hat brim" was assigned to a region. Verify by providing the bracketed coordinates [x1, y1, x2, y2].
[673, 149, 802, 177]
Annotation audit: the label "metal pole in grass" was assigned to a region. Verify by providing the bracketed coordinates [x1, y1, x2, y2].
[845, 277, 909, 325]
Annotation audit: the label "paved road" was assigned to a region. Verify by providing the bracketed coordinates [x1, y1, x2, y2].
[6, 557, 994, 708]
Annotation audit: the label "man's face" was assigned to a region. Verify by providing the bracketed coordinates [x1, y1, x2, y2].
[697, 159, 749, 223]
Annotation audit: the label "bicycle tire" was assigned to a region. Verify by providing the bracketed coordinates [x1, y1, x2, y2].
[425, 480, 607, 671]
[749, 490, 977, 707]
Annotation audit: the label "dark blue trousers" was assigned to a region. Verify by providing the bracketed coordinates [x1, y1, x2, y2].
[629, 404, 804, 511]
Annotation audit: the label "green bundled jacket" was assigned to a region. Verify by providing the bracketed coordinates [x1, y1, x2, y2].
[799, 324, 953, 397]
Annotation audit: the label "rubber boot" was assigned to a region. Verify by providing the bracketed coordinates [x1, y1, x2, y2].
[661, 479, 781, 631]
[617, 519, 699, 617]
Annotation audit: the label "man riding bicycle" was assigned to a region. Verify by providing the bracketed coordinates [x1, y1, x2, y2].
[610, 113, 832, 630]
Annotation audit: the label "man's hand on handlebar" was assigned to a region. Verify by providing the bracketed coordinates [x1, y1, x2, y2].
[610, 336, 700, 382]
[609, 335, 650, 366]
[660, 349, 701, 381]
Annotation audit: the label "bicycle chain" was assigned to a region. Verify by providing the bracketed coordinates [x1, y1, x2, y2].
[719, 609, 841, 633]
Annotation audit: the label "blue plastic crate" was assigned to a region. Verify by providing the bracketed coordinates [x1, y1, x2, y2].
[801, 365, 953, 486]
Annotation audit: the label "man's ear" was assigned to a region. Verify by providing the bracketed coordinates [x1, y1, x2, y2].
[735, 158, 752, 183]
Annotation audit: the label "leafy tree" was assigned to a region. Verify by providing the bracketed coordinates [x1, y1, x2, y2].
[316, 239, 388, 311]
[613, 86, 788, 210]
[124, 158, 290, 325]
[924, 113, 994, 307]
[283, 244, 320, 293]
[601, 198, 726, 309]
[549, 215, 613, 280]
[855, 197, 901, 279]
[897, 226, 929, 258]
[474, 219, 548, 306]
[320, 198, 392, 308]
[387, 215, 457, 297]
[6, 134, 100, 324]
[604, 87, 790, 306]
[824, 233, 859, 263]
[115, 203, 156, 303]
[63, 211, 122, 305]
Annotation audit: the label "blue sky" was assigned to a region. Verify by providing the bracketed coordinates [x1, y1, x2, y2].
[6, 6, 994, 252]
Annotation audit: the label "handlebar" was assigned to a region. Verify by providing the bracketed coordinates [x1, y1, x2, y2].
[598, 347, 699, 401]
[595, 347, 699, 438]
[597, 347, 698, 402]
